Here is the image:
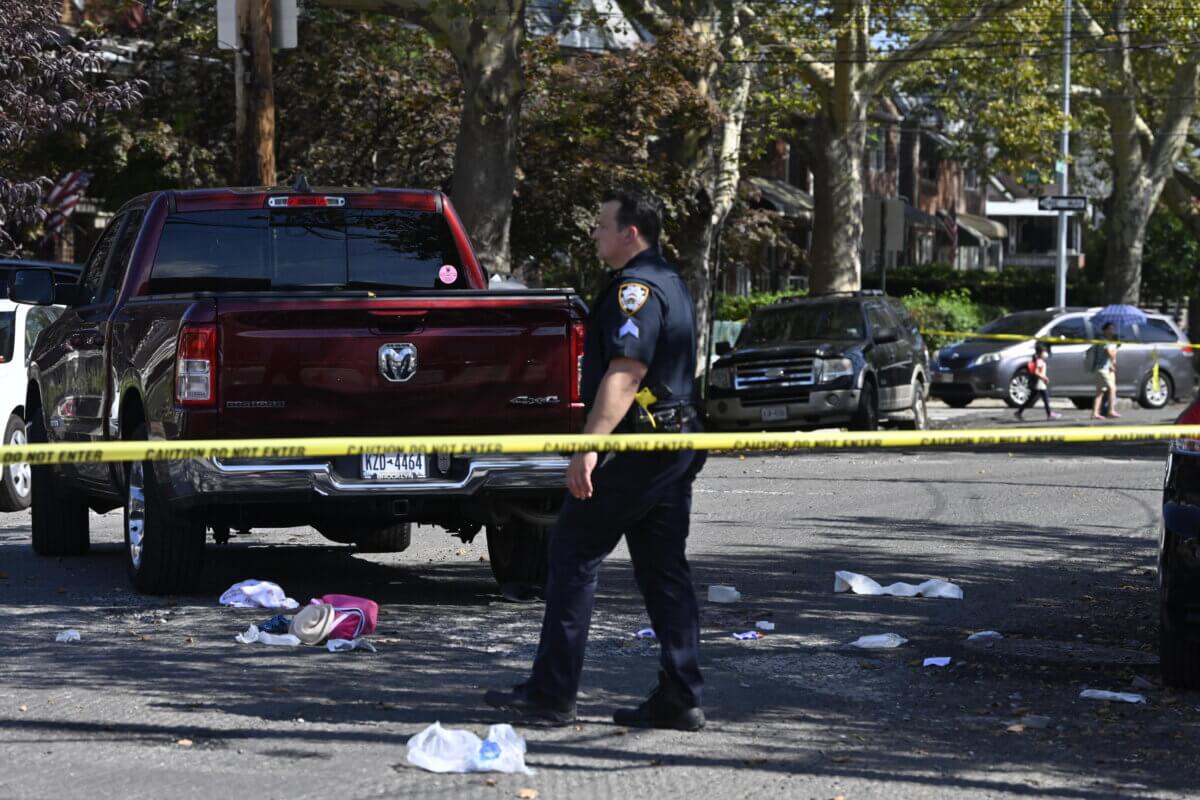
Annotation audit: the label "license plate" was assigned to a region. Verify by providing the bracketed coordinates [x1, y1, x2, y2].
[932, 372, 952, 383]
[760, 405, 788, 422]
[362, 452, 427, 480]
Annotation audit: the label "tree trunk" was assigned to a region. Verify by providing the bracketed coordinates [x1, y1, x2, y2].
[1101, 188, 1153, 304]
[808, 109, 866, 294]
[447, 2, 524, 276]
[238, 0, 276, 186]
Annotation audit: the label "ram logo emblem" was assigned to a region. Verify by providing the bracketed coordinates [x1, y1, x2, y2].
[378, 343, 418, 383]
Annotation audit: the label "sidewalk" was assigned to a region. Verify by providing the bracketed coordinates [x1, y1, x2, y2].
[929, 396, 1183, 430]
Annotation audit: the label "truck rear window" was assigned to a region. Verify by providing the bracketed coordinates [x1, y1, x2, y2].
[148, 208, 467, 292]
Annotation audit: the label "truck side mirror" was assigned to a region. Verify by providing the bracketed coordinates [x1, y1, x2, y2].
[873, 326, 899, 344]
[9, 269, 54, 306]
[715, 341, 732, 356]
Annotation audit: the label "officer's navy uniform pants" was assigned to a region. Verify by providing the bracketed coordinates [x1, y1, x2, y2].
[530, 448, 706, 708]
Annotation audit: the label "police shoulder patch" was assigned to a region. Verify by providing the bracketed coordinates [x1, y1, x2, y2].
[618, 282, 651, 316]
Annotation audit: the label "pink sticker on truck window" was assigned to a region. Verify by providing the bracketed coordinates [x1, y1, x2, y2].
[438, 265, 458, 285]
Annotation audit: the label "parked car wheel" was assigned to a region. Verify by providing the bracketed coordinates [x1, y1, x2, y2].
[0, 413, 32, 511]
[900, 380, 928, 430]
[942, 397, 973, 408]
[851, 379, 879, 431]
[1138, 371, 1174, 410]
[486, 516, 549, 590]
[124, 424, 205, 594]
[1004, 369, 1031, 408]
[28, 409, 89, 556]
[1070, 397, 1094, 410]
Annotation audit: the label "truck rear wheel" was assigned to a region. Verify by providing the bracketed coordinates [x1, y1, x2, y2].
[355, 522, 412, 553]
[124, 425, 205, 594]
[486, 517, 549, 591]
[28, 410, 89, 556]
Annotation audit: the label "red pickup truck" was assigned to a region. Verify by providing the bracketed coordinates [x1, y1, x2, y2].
[10, 185, 585, 594]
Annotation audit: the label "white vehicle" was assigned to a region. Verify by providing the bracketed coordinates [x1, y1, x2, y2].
[0, 298, 65, 511]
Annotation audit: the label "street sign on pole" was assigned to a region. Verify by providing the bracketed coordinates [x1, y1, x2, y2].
[1038, 195, 1087, 212]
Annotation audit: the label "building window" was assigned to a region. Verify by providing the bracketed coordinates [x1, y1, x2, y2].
[867, 129, 885, 172]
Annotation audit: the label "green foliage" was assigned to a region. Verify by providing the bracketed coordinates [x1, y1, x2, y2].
[1141, 209, 1200, 302]
[883, 263, 1105, 308]
[899, 289, 999, 351]
[715, 289, 808, 321]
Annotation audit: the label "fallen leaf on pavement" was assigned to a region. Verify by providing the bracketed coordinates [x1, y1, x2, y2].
[517, 789, 539, 799]
[176, 739, 193, 747]
[18, 705, 27, 713]
[455, 548, 468, 557]
[271, 686, 290, 694]
[829, 755, 851, 764]
[1006, 724, 1027, 734]
[484, 778, 497, 786]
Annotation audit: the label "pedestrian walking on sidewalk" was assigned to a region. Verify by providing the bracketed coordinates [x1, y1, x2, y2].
[484, 188, 707, 732]
[1088, 323, 1121, 419]
[1015, 342, 1061, 420]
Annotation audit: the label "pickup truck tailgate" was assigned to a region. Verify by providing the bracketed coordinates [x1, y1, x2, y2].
[216, 295, 576, 438]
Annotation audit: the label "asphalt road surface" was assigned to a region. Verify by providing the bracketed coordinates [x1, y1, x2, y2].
[1, 433, 1196, 799]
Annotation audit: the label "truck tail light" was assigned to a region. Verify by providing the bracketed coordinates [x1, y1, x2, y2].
[266, 196, 346, 208]
[176, 324, 217, 406]
[569, 321, 585, 404]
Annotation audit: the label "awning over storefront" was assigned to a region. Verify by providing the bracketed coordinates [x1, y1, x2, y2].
[746, 176, 814, 221]
[956, 212, 1008, 242]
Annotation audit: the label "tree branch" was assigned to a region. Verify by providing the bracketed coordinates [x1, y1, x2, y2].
[864, 0, 1034, 93]
[613, 0, 675, 40]
[1148, 51, 1200, 183]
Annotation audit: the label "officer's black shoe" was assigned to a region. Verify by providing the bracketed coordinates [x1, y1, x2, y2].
[483, 682, 577, 727]
[613, 672, 705, 732]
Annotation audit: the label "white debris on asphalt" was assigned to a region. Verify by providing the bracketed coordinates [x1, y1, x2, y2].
[923, 656, 952, 667]
[326, 637, 377, 653]
[234, 624, 301, 647]
[1080, 689, 1147, 704]
[755, 620, 776, 631]
[849, 633, 908, 649]
[406, 722, 533, 775]
[55, 630, 81, 643]
[967, 630, 1004, 641]
[707, 585, 741, 603]
[633, 628, 656, 638]
[834, 571, 963, 599]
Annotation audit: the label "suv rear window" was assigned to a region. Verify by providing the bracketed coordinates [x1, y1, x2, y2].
[149, 208, 466, 292]
[1138, 318, 1180, 343]
[739, 302, 865, 345]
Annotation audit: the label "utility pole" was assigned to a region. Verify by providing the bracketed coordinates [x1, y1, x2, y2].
[238, 0, 276, 186]
[1055, 0, 1072, 308]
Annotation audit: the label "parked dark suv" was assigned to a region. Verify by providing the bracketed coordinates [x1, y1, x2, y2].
[705, 291, 930, 431]
[1158, 396, 1200, 689]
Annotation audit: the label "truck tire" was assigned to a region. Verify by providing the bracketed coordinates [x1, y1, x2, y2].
[355, 522, 413, 553]
[28, 410, 89, 556]
[850, 379, 879, 431]
[899, 379, 928, 430]
[0, 413, 32, 511]
[124, 425, 205, 594]
[1160, 601, 1200, 690]
[486, 517, 549, 590]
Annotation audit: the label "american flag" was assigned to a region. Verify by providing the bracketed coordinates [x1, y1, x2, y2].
[42, 170, 92, 240]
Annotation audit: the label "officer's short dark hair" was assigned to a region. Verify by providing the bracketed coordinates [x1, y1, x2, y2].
[602, 188, 662, 246]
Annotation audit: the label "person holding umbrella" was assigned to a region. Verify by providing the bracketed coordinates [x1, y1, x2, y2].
[1087, 305, 1145, 419]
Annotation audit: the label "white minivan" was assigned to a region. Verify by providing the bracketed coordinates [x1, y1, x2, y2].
[0, 291, 67, 511]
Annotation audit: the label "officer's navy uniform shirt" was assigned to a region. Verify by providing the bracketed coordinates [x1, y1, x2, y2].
[581, 247, 697, 411]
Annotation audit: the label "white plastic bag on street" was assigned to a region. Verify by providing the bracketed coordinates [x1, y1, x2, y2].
[55, 630, 81, 643]
[849, 633, 908, 649]
[234, 624, 301, 647]
[834, 570, 963, 599]
[406, 722, 533, 775]
[219, 579, 299, 609]
[923, 656, 951, 667]
[707, 585, 741, 603]
[967, 630, 1004, 641]
[1079, 689, 1146, 704]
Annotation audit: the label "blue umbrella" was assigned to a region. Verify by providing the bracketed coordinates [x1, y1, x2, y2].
[1090, 304, 1146, 331]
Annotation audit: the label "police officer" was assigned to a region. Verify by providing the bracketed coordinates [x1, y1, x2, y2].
[484, 188, 706, 731]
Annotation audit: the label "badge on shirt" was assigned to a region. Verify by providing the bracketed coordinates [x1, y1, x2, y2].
[618, 282, 651, 316]
[619, 318, 639, 338]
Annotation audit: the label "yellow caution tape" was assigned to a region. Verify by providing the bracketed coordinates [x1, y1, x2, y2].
[0, 425, 1194, 466]
[923, 330, 1194, 349]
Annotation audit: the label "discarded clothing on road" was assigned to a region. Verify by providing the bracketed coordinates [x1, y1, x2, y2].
[219, 579, 299, 610]
[406, 721, 533, 775]
[290, 594, 379, 645]
[234, 624, 301, 647]
[834, 570, 963, 599]
[326, 637, 377, 653]
[1079, 689, 1146, 704]
[259, 614, 292, 634]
